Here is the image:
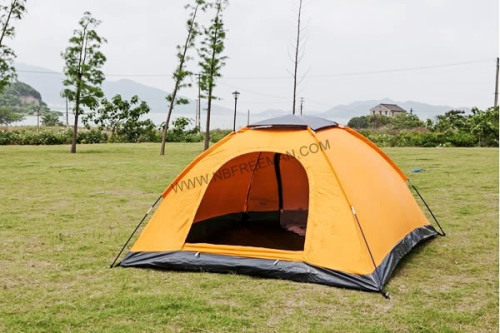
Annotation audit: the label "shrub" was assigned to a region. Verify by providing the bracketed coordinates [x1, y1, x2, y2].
[0, 129, 72, 145]
[77, 129, 108, 144]
[209, 129, 232, 143]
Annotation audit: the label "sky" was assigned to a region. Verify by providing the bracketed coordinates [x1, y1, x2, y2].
[7, 0, 500, 114]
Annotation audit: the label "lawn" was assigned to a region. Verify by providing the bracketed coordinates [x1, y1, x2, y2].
[0, 143, 498, 332]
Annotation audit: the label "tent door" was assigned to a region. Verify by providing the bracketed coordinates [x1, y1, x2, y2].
[186, 152, 309, 251]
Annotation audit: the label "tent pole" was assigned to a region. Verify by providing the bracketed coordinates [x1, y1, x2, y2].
[273, 153, 283, 212]
[109, 195, 163, 268]
[351, 206, 389, 298]
[408, 179, 446, 236]
[242, 152, 262, 219]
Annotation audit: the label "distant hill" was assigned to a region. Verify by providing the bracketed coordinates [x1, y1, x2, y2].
[319, 98, 470, 124]
[15, 63, 471, 128]
[254, 109, 289, 117]
[0, 81, 52, 115]
[14, 63, 233, 117]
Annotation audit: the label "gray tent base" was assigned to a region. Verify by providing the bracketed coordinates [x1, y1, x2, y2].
[120, 225, 437, 293]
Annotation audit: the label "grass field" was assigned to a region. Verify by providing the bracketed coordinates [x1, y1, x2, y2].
[0, 143, 498, 332]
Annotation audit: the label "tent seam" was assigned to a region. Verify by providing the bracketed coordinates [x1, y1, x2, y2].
[306, 127, 380, 281]
[162, 131, 238, 197]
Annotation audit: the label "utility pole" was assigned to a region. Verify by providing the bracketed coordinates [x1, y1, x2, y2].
[247, 109, 250, 126]
[300, 97, 304, 115]
[292, 0, 303, 115]
[197, 73, 201, 128]
[195, 99, 199, 129]
[494, 57, 499, 108]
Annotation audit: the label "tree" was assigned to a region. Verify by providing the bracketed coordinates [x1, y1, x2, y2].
[367, 115, 391, 129]
[347, 116, 369, 129]
[199, 0, 228, 150]
[160, 0, 207, 156]
[0, 106, 23, 125]
[171, 116, 193, 136]
[467, 106, 499, 147]
[432, 110, 468, 132]
[41, 112, 63, 126]
[0, 0, 26, 92]
[61, 11, 106, 153]
[390, 113, 424, 129]
[84, 94, 154, 142]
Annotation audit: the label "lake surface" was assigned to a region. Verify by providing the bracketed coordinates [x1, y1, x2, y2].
[12, 111, 350, 129]
[12, 112, 269, 131]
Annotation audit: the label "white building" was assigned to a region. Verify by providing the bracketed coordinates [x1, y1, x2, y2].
[370, 103, 407, 117]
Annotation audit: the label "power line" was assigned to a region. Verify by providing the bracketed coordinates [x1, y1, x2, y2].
[222, 58, 494, 80]
[16, 58, 494, 79]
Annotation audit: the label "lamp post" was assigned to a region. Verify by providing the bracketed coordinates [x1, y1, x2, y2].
[232, 90, 240, 132]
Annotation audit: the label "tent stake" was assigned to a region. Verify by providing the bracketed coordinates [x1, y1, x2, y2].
[408, 179, 446, 236]
[109, 195, 163, 268]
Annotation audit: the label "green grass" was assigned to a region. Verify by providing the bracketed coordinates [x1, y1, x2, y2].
[0, 144, 498, 332]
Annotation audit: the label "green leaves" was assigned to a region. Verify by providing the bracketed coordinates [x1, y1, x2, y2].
[161, 0, 208, 154]
[61, 11, 107, 152]
[0, 106, 24, 126]
[0, 0, 27, 92]
[41, 112, 63, 127]
[198, 0, 228, 92]
[83, 94, 154, 143]
[61, 11, 107, 114]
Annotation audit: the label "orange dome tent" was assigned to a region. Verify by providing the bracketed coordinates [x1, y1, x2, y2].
[115, 115, 444, 295]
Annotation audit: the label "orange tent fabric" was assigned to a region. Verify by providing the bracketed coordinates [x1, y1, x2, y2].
[120, 115, 439, 293]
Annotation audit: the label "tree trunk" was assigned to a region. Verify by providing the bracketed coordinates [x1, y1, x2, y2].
[204, 90, 212, 150]
[0, 1, 15, 47]
[160, 3, 201, 156]
[71, 111, 78, 153]
[160, 89, 178, 156]
[71, 74, 82, 153]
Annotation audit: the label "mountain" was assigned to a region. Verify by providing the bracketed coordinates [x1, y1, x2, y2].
[254, 109, 289, 117]
[15, 63, 470, 128]
[320, 98, 470, 124]
[14, 63, 233, 117]
[15, 63, 65, 109]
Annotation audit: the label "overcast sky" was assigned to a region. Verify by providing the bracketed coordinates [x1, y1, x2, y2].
[8, 0, 500, 113]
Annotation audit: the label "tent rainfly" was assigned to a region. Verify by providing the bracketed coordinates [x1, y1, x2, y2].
[113, 115, 445, 296]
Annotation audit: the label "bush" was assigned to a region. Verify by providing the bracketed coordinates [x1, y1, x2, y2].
[0, 128, 109, 145]
[209, 129, 232, 143]
[42, 112, 63, 126]
[359, 129, 479, 147]
[77, 129, 108, 144]
[0, 130, 18, 145]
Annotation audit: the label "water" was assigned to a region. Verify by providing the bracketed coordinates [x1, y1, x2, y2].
[12, 112, 278, 131]
[12, 112, 350, 129]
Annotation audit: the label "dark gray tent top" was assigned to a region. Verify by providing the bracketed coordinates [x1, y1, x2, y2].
[248, 115, 338, 131]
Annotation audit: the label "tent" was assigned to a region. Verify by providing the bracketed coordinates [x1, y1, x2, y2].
[117, 115, 444, 295]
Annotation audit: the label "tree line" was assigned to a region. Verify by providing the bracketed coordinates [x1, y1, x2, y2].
[0, 0, 228, 154]
[348, 107, 499, 147]
[1, 1, 498, 149]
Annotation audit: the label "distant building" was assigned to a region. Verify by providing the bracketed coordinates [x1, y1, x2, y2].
[370, 103, 407, 117]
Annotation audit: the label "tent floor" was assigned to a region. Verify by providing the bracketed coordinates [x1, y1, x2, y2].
[186, 211, 307, 251]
